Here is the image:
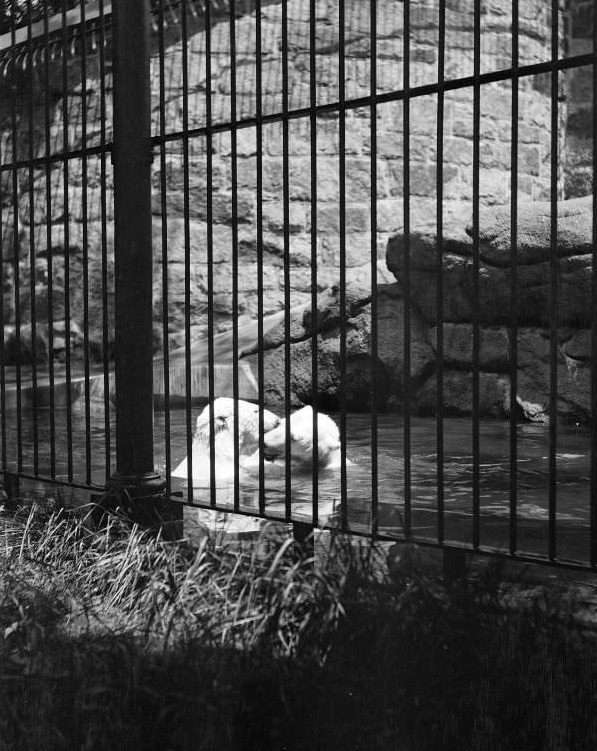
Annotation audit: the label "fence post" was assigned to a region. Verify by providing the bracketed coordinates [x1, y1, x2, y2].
[2, 472, 20, 511]
[443, 548, 468, 581]
[110, 0, 168, 520]
[293, 521, 315, 560]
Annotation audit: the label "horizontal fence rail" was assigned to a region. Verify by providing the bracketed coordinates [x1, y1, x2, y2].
[0, 0, 595, 572]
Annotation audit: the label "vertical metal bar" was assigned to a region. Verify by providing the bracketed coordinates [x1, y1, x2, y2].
[112, 0, 160, 486]
[509, 0, 519, 556]
[403, 0, 411, 539]
[80, 0, 92, 484]
[436, 0, 446, 545]
[98, 0, 111, 482]
[255, 0, 266, 516]
[4, 472, 20, 509]
[472, 0, 481, 549]
[181, 0, 194, 498]
[0, 114, 5, 474]
[26, 0, 39, 476]
[591, 2, 597, 567]
[206, 0, 216, 510]
[0, 81, 5, 475]
[293, 519, 314, 557]
[282, 0, 292, 522]
[43, 2, 56, 479]
[158, 0, 171, 493]
[309, 0, 319, 529]
[10, 2, 23, 474]
[230, 0, 241, 512]
[548, 0, 559, 560]
[338, 0, 348, 531]
[61, 1, 73, 481]
[370, 0, 378, 537]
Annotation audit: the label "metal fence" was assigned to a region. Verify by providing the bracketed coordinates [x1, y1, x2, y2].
[0, 0, 596, 571]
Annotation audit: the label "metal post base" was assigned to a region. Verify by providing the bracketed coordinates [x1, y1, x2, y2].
[2, 472, 20, 511]
[443, 548, 468, 581]
[92, 472, 183, 539]
[293, 521, 314, 560]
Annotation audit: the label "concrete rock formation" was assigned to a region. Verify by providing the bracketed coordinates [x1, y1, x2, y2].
[385, 195, 594, 422]
[0, 0, 576, 365]
[240, 279, 434, 412]
[242, 195, 593, 423]
[0, 0, 592, 427]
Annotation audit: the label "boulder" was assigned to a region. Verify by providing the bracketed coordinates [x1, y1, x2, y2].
[243, 323, 392, 412]
[468, 195, 594, 265]
[516, 328, 591, 423]
[241, 284, 388, 411]
[2, 318, 103, 367]
[386, 196, 595, 422]
[18, 283, 66, 323]
[416, 370, 511, 418]
[3, 323, 50, 365]
[386, 196, 594, 327]
[428, 324, 510, 369]
[46, 320, 85, 363]
[241, 281, 435, 411]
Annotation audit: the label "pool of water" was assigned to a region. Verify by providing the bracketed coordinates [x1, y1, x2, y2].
[2, 404, 593, 563]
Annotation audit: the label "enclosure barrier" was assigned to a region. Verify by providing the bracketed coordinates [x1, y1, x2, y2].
[0, 0, 596, 573]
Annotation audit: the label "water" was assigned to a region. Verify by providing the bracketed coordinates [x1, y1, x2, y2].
[2, 404, 593, 563]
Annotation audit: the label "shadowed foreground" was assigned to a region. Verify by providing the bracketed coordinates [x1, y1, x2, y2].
[1, 503, 597, 750]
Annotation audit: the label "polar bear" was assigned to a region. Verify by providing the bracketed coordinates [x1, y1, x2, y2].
[171, 397, 280, 484]
[262, 405, 348, 470]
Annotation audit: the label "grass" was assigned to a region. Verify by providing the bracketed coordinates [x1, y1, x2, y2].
[1, 501, 597, 750]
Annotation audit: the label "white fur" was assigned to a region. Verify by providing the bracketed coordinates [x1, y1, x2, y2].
[172, 397, 280, 484]
[262, 405, 348, 470]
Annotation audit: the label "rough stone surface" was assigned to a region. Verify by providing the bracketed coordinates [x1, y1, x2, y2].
[467, 195, 594, 265]
[241, 281, 435, 411]
[516, 329, 591, 423]
[428, 324, 510, 370]
[0, 0, 589, 428]
[385, 196, 595, 422]
[3, 320, 86, 366]
[386, 196, 594, 328]
[416, 371, 511, 418]
[566, 2, 594, 198]
[0, 0, 568, 364]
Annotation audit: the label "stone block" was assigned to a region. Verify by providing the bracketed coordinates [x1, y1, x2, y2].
[376, 37, 403, 60]
[428, 324, 510, 369]
[261, 202, 306, 234]
[519, 145, 542, 177]
[479, 140, 510, 170]
[410, 163, 458, 196]
[376, 199, 404, 234]
[316, 232, 375, 269]
[445, 136, 476, 168]
[516, 328, 591, 423]
[288, 157, 340, 202]
[387, 196, 595, 330]
[377, 130, 403, 161]
[317, 204, 371, 234]
[416, 370, 511, 418]
[375, 59, 404, 93]
[410, 98, 439, 135]
[411, 46, 437, 65]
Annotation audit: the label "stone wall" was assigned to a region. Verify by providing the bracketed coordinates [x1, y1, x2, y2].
[151, 0, 567, 340]
[0, 53, 114, 365]
[564, 0, 593, 198]
[0, 0, 580, 372]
